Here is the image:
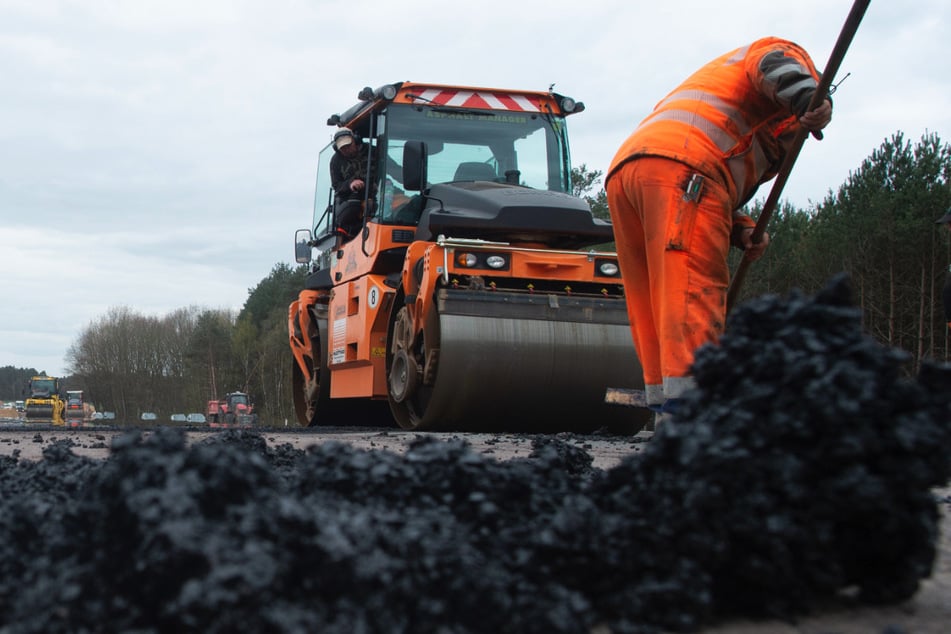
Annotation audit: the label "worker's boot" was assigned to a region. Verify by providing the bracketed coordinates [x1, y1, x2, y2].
[653, 398, 684, 432]
[334, 227, 352, 249]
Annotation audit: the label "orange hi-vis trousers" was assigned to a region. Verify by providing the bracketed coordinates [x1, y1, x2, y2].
[607, 156, 734, 406]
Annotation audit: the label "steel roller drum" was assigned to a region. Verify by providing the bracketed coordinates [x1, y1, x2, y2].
[25, 404, 54, 420]
[402, 291, 648, 433]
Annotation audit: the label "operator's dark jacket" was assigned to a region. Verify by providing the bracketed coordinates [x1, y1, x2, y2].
[329, 142, 376, 202]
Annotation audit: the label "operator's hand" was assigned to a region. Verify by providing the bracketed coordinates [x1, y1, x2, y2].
[800, 99, 832, 140]
[350, 179, 365, 193]
[739, 227, 770, 262]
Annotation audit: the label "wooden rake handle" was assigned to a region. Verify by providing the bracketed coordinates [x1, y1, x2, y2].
[726, 0, 872, 314]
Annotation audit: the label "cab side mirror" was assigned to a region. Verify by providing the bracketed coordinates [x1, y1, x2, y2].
[402, 141, 428, 192]
[295, 228, 313, 263]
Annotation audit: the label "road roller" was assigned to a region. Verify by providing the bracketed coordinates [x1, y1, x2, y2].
[289, 82, 649, 433]
[24, 375, 65, 425]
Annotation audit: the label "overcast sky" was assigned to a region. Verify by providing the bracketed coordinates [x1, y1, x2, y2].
[2, 0, 948, 378]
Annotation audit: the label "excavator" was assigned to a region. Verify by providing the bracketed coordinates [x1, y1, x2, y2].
[289, 82, 650, 434]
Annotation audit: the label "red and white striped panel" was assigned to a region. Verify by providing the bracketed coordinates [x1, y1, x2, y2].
[409, 88, 545, 112]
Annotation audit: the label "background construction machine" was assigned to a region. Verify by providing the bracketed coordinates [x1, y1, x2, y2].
[289, 81, 649, 434]
[207, 391, 259, 428]
[23, 376, 65, 425]
[64, 390, 86, 427]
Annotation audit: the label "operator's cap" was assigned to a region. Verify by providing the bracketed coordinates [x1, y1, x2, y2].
[936, 208, 951, 225]
[333, 127, 355, 149]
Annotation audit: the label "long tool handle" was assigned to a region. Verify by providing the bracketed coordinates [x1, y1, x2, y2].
[726, 0, 872, 313]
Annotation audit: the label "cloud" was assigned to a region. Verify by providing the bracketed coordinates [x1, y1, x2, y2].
[0, 226, 259, 375]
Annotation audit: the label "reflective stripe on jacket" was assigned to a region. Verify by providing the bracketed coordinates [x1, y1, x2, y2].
[607, 37, 822, 208]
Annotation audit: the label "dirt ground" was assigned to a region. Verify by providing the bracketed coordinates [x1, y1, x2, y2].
[1, 424, 949, 633]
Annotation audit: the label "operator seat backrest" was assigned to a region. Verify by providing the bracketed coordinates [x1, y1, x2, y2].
[453, 162, 497, 181]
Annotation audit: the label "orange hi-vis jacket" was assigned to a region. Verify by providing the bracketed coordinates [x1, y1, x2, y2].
[607, 37, 823, 209]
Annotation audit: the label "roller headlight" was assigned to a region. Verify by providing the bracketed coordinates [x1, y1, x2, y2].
[594, 258, 621, 277]
[599, 261, 619, 276]
[452, 251, 509, 271]
[560, 97, 585, 114]
[486, 255, 506, 269]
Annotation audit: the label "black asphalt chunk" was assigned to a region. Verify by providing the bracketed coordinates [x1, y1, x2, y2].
[1, 273, 949, 633]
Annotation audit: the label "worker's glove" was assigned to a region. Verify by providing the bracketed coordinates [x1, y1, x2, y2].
[800, 99, 832, 141]
[731, 224, 770, 261]
[730, 224, 750, 250]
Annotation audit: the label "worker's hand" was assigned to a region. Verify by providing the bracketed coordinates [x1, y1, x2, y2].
[350, 179, 365, 192]
[738, 227, 770, 261]
[800, 99, 832, 140]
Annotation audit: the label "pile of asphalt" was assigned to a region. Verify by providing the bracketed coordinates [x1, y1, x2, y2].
[1, 273, 949, 634]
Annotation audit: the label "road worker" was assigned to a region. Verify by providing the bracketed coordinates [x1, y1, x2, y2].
[330, 127, 376, 242]
[605, 37, 833, 423]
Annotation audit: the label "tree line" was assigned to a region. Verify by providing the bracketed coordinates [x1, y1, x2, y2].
[736, 131, 951, 371]
[5, 130, 946, 423]
[59, 264, 307, 423]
